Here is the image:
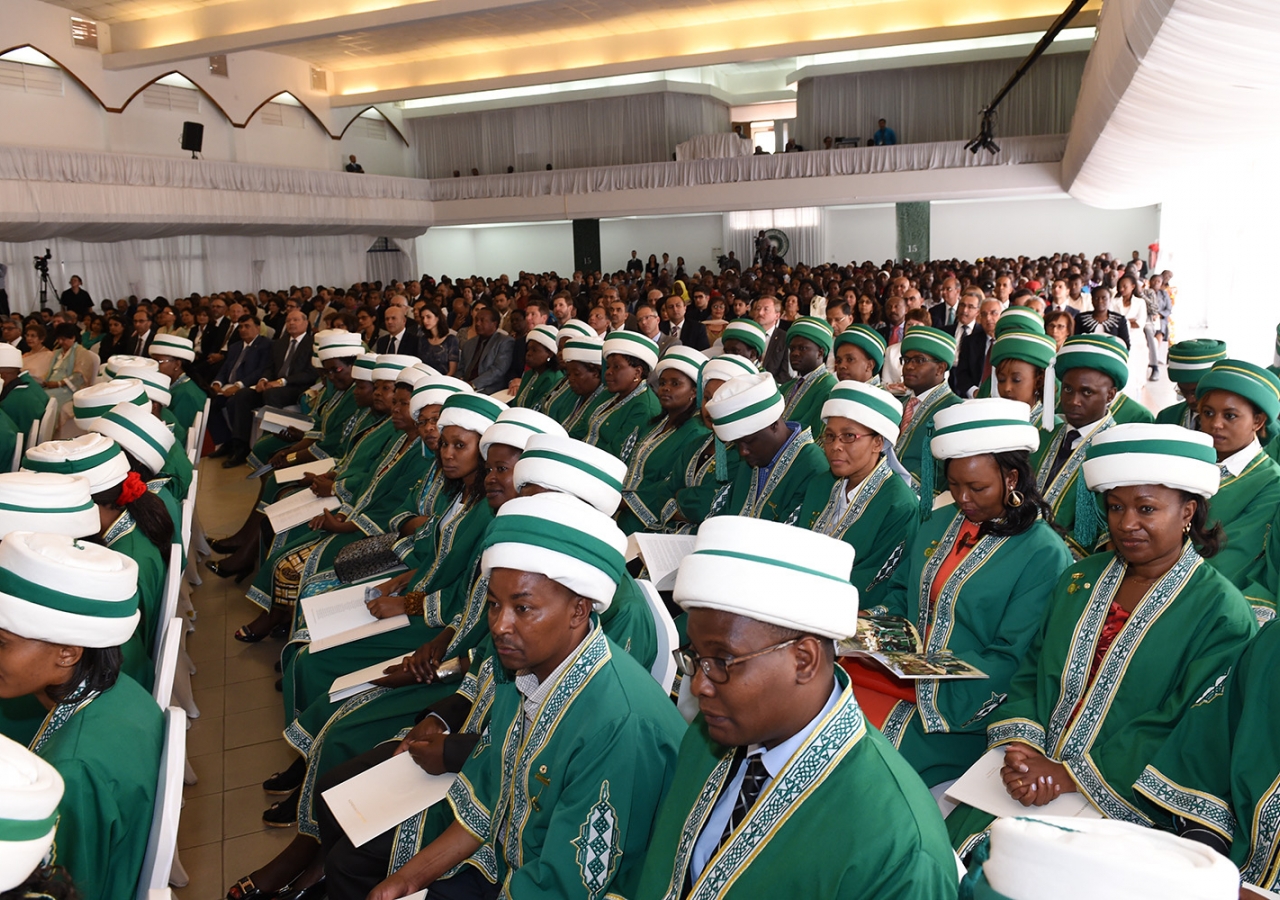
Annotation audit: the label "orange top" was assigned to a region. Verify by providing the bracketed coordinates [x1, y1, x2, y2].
[923, 517, 982, 640]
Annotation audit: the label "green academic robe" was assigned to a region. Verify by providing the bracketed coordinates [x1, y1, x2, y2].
[106, 511, 167, 692]
[874, 506, 1073, 787]
[1030, 416, 1115, 558]
[160, 439, 193, 501]
[0, 408, 17, 474]
[1135, 620, 1280, 890]
[513, 368, 564, 410]
[446, 626, 686, 899]
[1155, 400, 1195, 428]
[721, 426, 827, 524]
[893, 382, 961, 494]
[258, 389, 369, 508]
[665, 434, 742, 532]
[1, 372, 50, 437]
[798, 458, 920, 612]
[169, 374, 205, 432]
[634, 669, 958, 900]
[1203, 448, 1280, 624]
[1109, 392, 1155, 425]
[585, 383, 662, 463]
[947, 544, 1258, 855]
[618, 415, 712, 535]
[159, 406, 187, 448]
[780, 368, 837, 437]
[31, 675, 163, 900]
[561, 385, 614, 441]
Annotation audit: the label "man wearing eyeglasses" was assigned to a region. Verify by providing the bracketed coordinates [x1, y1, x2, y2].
[893, 326, 961, 495]
[635, 516, 958, 900]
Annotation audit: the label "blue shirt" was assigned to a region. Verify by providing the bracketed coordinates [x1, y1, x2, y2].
[754, 421, 800, 493]
[872, 127, 897, 146]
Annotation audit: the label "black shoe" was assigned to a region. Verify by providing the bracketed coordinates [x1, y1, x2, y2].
[210, 537, 243, 554]
[262, 758, 306, 795]
[223, 453, 249, 469]
[278, 878, 327, 900]
[209, 559, 254, 585]
[274, 659, 282, 672]
[263, 787, 300, 827]
[208, 444, 230, 459]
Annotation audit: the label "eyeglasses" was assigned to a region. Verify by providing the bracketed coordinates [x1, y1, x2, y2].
[900, 353, 934, 367]
[821, 430, 873, 446]
[672, 639, 798, 685]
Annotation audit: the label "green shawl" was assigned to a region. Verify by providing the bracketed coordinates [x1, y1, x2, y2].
[1203, 448, 1280, 624]
[1029, 416, 1115, 558]
[585, 383, 662, 463]
[513, 367, 564, 410]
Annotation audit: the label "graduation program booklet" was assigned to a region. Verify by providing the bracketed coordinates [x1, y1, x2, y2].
[275, 457, 335, 483]
[261, 409, 314, 435]
[836, 614, 988, 680]
[301, 582, 409, 653]
[625, 533, 697, 591]
[944, 748, 1103, 820]
[263, 489, 341, 532]
[322, 751, 457, 847]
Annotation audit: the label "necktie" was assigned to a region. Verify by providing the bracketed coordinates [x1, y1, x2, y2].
[281, 338, 297, 376]
[1047, 429, 1081, 484]
[981, 338, 993, 384]
[229, 340, 249, 383]
[900, 396, 921, 433]
[716, 753, 769, 854]
[947, 306, 956, 326]
[390, 333, 399, 355]
[1220, 464, 1231, 479]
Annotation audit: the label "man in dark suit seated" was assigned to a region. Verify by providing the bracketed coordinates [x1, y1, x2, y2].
[372, 303, 421, 358]
[661, 294, 710, 351]
[124, 306, 156, 357]
[929, 276, 962, 332]
[753, 295, 792, 383]
[206, 315, 272, 461]
[950, 297, 1001, 398]
[457, 305, 513, 394]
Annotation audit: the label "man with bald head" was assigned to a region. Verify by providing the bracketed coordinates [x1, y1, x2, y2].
[374, 300, 421, 357]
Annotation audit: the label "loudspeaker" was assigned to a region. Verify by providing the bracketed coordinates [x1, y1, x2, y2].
[181, 121, 204, 154]
[572, 218, 601, 274]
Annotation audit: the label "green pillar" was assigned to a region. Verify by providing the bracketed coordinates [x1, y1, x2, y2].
[896, 201, 930, 263]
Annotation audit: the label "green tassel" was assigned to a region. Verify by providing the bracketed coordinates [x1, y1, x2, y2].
[957, 835, 991, 899]
[919, 419, 936, 521]
[1072, 476, 1100, 552]
[714, 437, 729, 483]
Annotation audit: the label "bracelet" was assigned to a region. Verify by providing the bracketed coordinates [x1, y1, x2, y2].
[285, 452, 297, 463]
[402, 592, 426, 616]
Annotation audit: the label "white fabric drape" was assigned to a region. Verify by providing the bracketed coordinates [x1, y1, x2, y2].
[675, 134, 753, 161]
[424, 134, 1066, 202]
[412, 92, 730, 178]
[366, 250, 412, 286]
[724, 209, 825, 269]
[0, 235, 375, 312]
[794, 53, 1087, 151]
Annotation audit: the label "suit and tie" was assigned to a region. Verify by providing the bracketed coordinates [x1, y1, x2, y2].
[224, 331, 316, 456]
[760, 326, 791, 384]
[662, 317, 710, 352]
[950, 327, 994, 398]
[929, 302, 961, 334]
[458, 331, 515, 394]
[877, 321, 907, 346]
[373, 329, 422, 358]
[207, 336, 272, 452]
[124, 328, 155, 357]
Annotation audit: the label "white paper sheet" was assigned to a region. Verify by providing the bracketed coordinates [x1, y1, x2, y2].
[300, 583, 410, 653]
[1243, 885, 1280, 899]
[322, 751, 457, 847]
[263, 489, 342, 532]
[629, 533, 697, 591]
[329, 655, 408, 703]
[393, 891, 427, 900]
[261, 409, 314, 434]
[945, 748, 1102, 821]
[275, 457, 335, 483]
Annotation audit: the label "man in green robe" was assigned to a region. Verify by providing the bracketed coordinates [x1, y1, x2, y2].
[779, 316, 837, 437]
[705, 372, 827, 524]
[321, 492, 686, 900]
[636, 515, 958, 900]
[831, 324, 886, 386]
[892, 326, 960, 496]
[0, 343, 50, 438]
[1155, 339, 1226, 428]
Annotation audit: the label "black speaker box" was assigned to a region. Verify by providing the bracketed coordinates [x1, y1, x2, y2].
[181, 121, 204, 153]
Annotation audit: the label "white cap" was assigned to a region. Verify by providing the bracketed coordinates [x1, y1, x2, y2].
[113, 365, 171, 407]
[602, 332, 660, 371]
[411, 376, 473, 416]
[437, 393, 507, 436]
[373, 354, 420, 381]
[104, 355, 158, 378]
[0, 472, 98, 539]
[1083, 423, 1220, 499]
[706, 373, 783, 443]
[71, 379, 148, 428]
[0, 345, 22, 369]
[92, 402, 176, 475]
[820, 381, 903, 444]
[149, 334, 196, 362]
[480, 408, 567, 458]
[0, 733, 63, 892]
[515, 434, 626, 515]
[352, 353, 378, 382]
[930, 398, 1039, 460]
[527, 325, 560, 355]
[654, 346, 708, 386]
[23, 433, 129, 494]
[562, 335, 604, 366]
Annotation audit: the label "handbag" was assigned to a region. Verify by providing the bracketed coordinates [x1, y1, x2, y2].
[332, 532, 402, 584]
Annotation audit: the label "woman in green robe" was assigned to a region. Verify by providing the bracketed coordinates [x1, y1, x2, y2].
[947, 423, 1259, 857]
[586, 331, 661, 462]
[511, 324, 563, 410]
[1193, 359, 1280, 623]
[0, 531, 163, 900]
[618, 346, 711, 535]
[543, 336, 611, 440]
[860, 399, 1072, 789]
[1155, 338, 1227, 428]
[1135, 618, 1280, 892]
[797, 380, 920, 613]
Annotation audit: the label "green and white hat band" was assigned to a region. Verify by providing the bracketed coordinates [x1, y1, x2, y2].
[562, 335, 604, 366]
[706, 373, 783, 443]
[0, 345, 20, 369]
[72, 379, 148, 424]
[105, 355, 157, 378]
[786, 316, 834, 357]
[673, 516, 859, 640]
[480, 492, 627, 611]
[527, 325, 559, 355]
[1056, 334, 1129, 389]
[0, 531, 139, 649]
[515, 433, 626, 516]
[721, 319, 767, 357]
[991, 332, 1056, 370]
[480, 408, 567, 458]
[148, 334, 196, 362]
[602, 331, 659, 371]
[821, 381, 903, 444]
[834, 325, 887, 373]
[558, 319, 595, 341]
[112, 365, 171, 407]
[1083, 423, 1219, 498]
[900, 326, 958, 366]
[700, 354, 758, 388]
[395, 367, 432, 390]
[930, 398, 1038, 460]
[654, 346, 708, 386]
[316, 331, 364, 361]
[411, 375, 472, 415]
[1167, 339, 1226, 383]
[995, 306, 1046, 337]
[0, 733, 63, 892]
[373, 354, 420, 381]
[92, 402, 175, 476]
[438, 391, 507, 436]
[23, 434, 129, 494]
[980, 815, 1239, 900]
[352, 352, 379, 382]
[0, 472, 98, 540]
[1197, 359, 1280, 426]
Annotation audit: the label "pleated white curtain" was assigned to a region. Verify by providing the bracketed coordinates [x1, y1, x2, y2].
[412, 92, 730, 178]
[723, 209, 825, 269]
[795, 52, 1087, 150]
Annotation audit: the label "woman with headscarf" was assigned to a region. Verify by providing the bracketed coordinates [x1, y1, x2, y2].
[947, 424, 1258, 856]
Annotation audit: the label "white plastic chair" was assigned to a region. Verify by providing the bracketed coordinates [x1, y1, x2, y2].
[37, 397, 57, 443]
[9, 432, 21, 473]
[194, 397, 211, 458]
[636, 578, 679, 694]
[154, 547, 183, 659]
[25, 421, 38, 455]
[151, 618, 183, 710]
[185, 411, 203, 467]
[135, 707, 189, 898]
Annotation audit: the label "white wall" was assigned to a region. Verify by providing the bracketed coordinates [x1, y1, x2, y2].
[823, 205, 897, 265]
[600, 214, 723, 274]
[930, 196, 1159, 262]
[417, 222, 575, 279]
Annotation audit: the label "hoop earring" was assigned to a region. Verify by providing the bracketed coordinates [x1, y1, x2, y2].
[1006, 489, 1024, 509]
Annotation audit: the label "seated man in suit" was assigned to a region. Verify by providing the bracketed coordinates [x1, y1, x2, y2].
[458, 305, 514, 394]
[373, 303, 419, 357]
[752, 295, 792, 383]
[930, 277, 962, 331]
[206, 315, 272, 460]
[949, 297, 1001, 399]
[663, 294, 710, 351]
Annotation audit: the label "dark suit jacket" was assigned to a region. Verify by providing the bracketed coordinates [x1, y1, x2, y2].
[761, 326, 790, 384]
[123, 328, 155, 357]
[373, 330, 422, 358]
[202, 317, 233, 357]
[214, 336, 271, 387]
[950, 328, 993, 398]
[458, 332, 514, 394]
[929, 302, 959, 331]
[267, 332, 317, 386]
[663, 318, 710, 352]
[877, 322, 907, 346]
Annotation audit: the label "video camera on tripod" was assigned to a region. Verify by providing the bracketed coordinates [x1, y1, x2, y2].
[32, 249, 54, 310]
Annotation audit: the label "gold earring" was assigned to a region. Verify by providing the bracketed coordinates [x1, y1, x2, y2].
[1007, 489, 1024, 508]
